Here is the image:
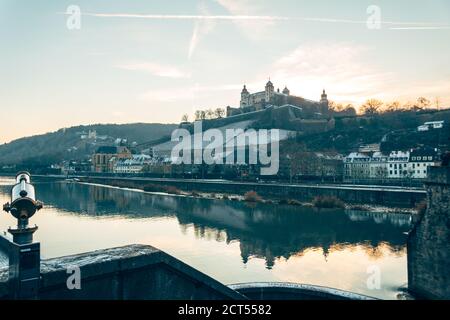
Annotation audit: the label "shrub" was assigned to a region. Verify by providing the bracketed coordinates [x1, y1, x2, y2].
[312, 195, 345, 209]
[287, 199, 302, 206]
[191, 190, 201, 197]
[164, 186, 181, 195]
[279, 199, 302, 206]
[143, 184, 181, 195]
[244, 191, 262, 203]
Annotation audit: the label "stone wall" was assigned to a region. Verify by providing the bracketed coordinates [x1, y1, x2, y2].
[407, 166, 450, 299]
[0, 245, 245, 300]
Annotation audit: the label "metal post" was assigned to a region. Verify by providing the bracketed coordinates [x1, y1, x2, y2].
[2, 172, 43, 299]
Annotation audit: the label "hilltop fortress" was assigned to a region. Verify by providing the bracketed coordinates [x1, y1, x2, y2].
[220, 80, 335, 135]
[227, 80, 330, 118]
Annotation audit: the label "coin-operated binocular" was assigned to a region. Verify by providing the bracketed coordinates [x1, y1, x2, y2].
[1, 172, 43, 299]
[3, 172, 43, 244]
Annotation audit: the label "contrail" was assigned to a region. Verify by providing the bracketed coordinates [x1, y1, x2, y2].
[83, 12, 290, 21]
[390, 26, 450, 30]
[61, 12, 450, 29]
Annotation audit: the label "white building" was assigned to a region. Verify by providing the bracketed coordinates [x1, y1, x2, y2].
[369, 152, 389, 179]
[408, 148, 440, 179]
[387, 151, 410, 179]
[417, 121, 444, 132]
[113, 154, 152, 174]
[344, 148, 440, 181]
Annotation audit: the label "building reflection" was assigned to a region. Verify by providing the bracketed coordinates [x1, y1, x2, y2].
[1, 182, 410, 269]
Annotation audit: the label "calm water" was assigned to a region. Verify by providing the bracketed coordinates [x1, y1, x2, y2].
[0, 177, 412, 299]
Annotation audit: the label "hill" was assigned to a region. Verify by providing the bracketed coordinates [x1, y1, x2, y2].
[0, 123, 177, 166]
[296, 109, 450, 154]
[1, 108, 449, 171]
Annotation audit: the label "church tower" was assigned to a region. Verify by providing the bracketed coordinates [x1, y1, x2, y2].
[265, 79, 274, 103]
[320, 89, 329, 114]
[240, 85, 250, 108]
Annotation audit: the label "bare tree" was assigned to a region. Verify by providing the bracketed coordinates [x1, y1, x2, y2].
[205, 109, 214, 119]
[194, 110, 207, 121]
[181, 114, 189, 122]
[435, 97, 441, 110]
[417, 97, 431, 109]
[385, 101, 401, 113]
[361, 99, 383, 115]
[214, 108, 225, 118]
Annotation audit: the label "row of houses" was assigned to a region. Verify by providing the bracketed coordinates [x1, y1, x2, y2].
[89, 144, 441, 182]
[343, 148, 440, 181]
[91, 145, 170, 174]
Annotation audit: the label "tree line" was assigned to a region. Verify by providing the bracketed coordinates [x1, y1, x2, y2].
[181, 108, 226, 123]
[330, 96, 443, 116]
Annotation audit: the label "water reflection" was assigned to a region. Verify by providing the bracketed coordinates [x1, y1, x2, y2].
[6, 181, 410, 268]
[0, 179, 411, 299]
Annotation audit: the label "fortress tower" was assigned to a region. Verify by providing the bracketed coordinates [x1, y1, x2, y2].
[240, 85, 250, 108]
[265, 79, 274, 103]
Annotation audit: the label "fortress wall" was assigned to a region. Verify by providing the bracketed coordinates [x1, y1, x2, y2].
[407, 166, 450, 299]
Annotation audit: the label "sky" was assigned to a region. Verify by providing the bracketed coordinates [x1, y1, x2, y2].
[0, 0, 449, 143]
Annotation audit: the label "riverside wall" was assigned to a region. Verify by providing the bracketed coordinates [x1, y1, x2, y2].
[78, 176, 425, 207]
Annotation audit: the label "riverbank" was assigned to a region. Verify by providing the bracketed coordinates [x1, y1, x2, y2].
[77, 179, 416, 215]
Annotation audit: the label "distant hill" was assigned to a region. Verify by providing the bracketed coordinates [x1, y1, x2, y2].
[1, 108, 449, 170]
[0, 123, 177, 166]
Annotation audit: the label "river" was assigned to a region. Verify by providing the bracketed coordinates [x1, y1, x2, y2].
[0, 177, 412, 299]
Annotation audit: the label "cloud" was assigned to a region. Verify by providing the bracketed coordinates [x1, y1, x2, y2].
[263, 42, 394, 104]
[257, 42, 450, 108]
[116, 62, 191, 79]
[135, 41, 450, 110]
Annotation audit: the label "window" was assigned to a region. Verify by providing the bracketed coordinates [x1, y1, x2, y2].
[428, 156, 433, 161]
[390, 170, 393, 174]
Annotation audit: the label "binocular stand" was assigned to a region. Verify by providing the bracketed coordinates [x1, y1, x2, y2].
[0, 223, 40, 300]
